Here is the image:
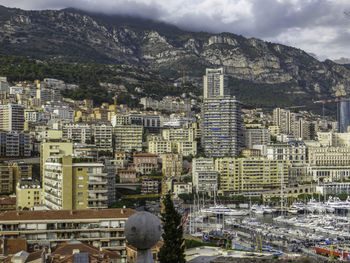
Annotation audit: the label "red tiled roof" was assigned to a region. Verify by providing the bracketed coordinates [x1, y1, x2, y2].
[0, 209, 136, 221]
[53, 242, 121, 259]
[26, 249, 44, 262]
[0, 197, 16, 205]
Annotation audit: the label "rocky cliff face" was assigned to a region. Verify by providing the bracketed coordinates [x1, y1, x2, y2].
[0, 6, 350, 101]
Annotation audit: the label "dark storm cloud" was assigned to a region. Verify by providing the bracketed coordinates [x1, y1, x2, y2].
[1, 0, 350, 59]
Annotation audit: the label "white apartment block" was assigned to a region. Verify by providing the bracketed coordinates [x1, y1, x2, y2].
[114, 125, 143, 152]
[264, 143, 307, 164]
[9, 86, 23, 95]
[93, 124, 113, 149]
[308, 165, 350, 182]
[308, 146, 350, 166]
[192, 158, 218, 195]
[173, 182, 192, 198]
[203, 68, 228, 99]
[24, 109, 40, 123]
[317, 132, 350, 147]
[52, 107, 74, 121]
[244, 128, 270, 148]
[162, 127, 195, 142]
[62, 123, 92, 143]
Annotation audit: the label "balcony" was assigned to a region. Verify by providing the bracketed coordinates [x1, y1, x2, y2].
[88, 188, 108, 193]
[88, 179, 107, 185]
[87, 203, 108, 209]
[88, 195, 108, 201]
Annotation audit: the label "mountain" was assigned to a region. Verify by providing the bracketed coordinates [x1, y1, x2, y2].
[333, 57, 350, 65]
[0, 5, 350, 108]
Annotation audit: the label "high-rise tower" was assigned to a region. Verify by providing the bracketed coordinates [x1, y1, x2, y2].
[203, 68, 229, 99]
[0, 104, 24, 132]
[201, 68, 242, 157]
[337, 98, 350, 132]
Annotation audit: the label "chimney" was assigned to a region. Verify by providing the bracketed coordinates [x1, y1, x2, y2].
[70, 210, 73, 215]
[121, 209, 124, 214]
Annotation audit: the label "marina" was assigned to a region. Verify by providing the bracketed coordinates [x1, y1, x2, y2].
[183, 197, 350, 261]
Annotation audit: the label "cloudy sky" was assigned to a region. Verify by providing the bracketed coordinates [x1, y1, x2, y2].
[1, 0, 350, 61]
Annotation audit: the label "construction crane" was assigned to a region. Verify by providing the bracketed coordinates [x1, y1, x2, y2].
[312, 98, 342, 123]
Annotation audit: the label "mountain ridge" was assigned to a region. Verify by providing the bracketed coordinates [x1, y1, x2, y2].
[0, 5, 350, 108]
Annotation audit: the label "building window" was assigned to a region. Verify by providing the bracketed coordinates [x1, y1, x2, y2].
[77, 192, 83, 196]
[78, 168, 83, 171]
[78, 184, 84, 188]
[78, 201, 84, 205]
[78, 176, 84, 180]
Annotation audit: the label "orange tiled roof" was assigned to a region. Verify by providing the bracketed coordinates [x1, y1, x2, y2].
[0, 197, 16, 205]
[0, 209, 136, 221]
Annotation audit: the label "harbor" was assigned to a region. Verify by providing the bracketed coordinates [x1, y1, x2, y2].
[183, 197, 350, 261]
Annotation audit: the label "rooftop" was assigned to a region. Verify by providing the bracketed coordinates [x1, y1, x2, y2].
[133, 153, 158, 157]
[0, 208, 136, 221]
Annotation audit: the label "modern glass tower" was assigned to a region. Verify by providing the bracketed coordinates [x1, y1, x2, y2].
[337, 99, 350, 132]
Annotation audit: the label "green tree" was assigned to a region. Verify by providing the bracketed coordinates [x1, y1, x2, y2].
[159, 192, 185, 263]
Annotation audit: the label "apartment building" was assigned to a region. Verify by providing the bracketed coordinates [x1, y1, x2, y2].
[148, 140, 196, 156]
[0, 104, 24, 132]
[308, 146, 350, 166]
[141, 180, 159, 194]
[0, 132, 31, 157]
[264, 142, 307, 164]
[16, 182, 42, 209]
[162, 127, 195, 142]
[173, 182, 192, 198]
[24, 109, 39, 123]
[0, 166, 14, 193]
[40, 140, 73, 179]
[317, 131, 350, 146]
[203, 68, 228, 99]
[273, 108, 291, 135]
[161, 153, 182, 178]
[148, 140, 172, 155]
[192, 158, 218, 195]
[133, 153, 158, 175]
[43, 156, 108, 210]
[118, 170, 138, 183]
[201, 96, 243, 158]
[93, 123, 113, 150]
[243, 128, 270, 148]
[114, 125, 143, 152]
[140, 96, 191, 113]
[215, 157, 290, 196]
[62, 123, 92, 143]
[0, 209, 136, 261]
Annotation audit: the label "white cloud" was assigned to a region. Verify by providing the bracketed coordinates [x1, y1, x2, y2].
[1, 0, 350, 60]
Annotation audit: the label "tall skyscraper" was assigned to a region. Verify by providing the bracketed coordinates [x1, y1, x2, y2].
[0, 104, 24, 132]
[201, 68, 242, 157]
[201, 96, 243, 157]
[337, 99, 350, 132]
[203, 68, 229, 99]
[273, 108, 292, 135]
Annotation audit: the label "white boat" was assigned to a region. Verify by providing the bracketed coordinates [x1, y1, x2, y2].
[201, 205, 249, 216]
[225, 218, 237, 225]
